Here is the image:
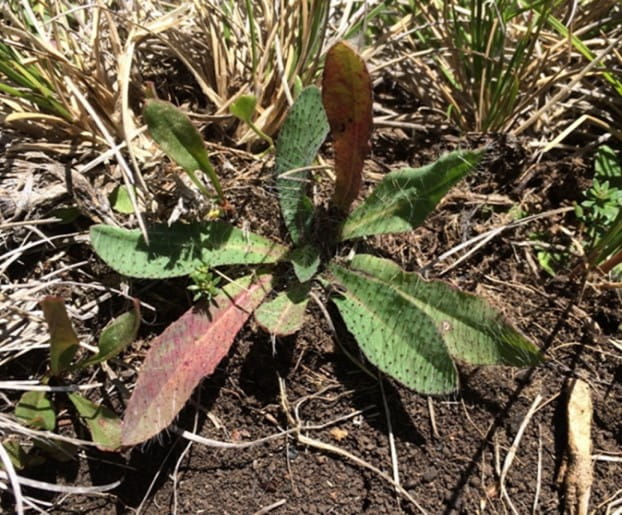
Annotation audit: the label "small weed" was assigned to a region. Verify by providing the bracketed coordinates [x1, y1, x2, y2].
[188, 266, 221, 303]
[3, 297, 140, 466]
[578, 145, 622, 276]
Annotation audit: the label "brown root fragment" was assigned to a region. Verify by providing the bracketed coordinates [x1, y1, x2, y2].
[564, 379, 593, 515]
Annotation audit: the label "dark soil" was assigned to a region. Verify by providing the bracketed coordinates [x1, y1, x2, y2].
[2, 123, 621, 513]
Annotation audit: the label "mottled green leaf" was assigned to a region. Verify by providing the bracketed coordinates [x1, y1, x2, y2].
[90, 222, 287, 279]
[40, 296, 79, 375]
[330, 260, 456, 394]
[275, 86, 329, 244]
[330, 254, 541, 393]
[15, 391, 56, 430]
[289, 244, 320, 283]
[255, 282, 310, 336]
[67, 393, 121, 451]
[341, 149, 484, 240]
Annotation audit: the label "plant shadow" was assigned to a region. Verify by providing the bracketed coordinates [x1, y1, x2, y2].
[110, 351, 231, 511]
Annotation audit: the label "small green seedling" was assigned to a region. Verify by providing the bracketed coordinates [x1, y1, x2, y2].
[230, 94, 274, 150]
[110, 184, 136, 214]
[187, 265, 221, 302]
[91, 41, 541, 446]
[7, 297, 140, 463]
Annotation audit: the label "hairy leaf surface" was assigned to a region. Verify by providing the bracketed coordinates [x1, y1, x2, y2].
[341, 149, 484, 240]
[275, 86, 329, 244]
[90, 222, 287, 279]
[330, 260, 456, 394]
[122, 274, 272, 445]
[255, 283, 310, 336]
[322, 41, 373, 211]
[350, 255, 540, 364]
[330, 254, 541, 393]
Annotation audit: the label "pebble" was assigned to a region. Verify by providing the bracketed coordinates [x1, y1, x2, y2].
[422, 468, 438, 482]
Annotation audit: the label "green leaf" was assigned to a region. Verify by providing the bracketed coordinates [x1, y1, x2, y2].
[329, 255, 541, 393]
[67, 393, 121, 451]
[330, 261, 456, 393]
[143, 99, 224, 201]
[275, 86, 329, 244]
[15, 391, 56, 430]
[122, 273, 273, 445]
[230, 94, 257, 122]
[254, 282, 310, 336]
[594, 145, 621, 181]
[2, 440, 28, 470]
[109, 185, 135, 214]
[340, 149, 484, 240]
[75, 300, 140, 369]
[289, 244, 320, 283]
[40, 296, 80, 375]
[90, 221, 287, 279]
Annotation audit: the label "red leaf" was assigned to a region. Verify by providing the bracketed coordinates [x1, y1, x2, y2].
[322, 41, 373, 211]
[122, 274, 272, 445]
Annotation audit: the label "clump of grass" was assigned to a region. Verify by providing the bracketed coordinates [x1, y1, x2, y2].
[391, 0, 622, 139]
[0, 2, 138, 144]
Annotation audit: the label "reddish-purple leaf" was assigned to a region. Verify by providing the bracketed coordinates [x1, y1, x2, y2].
[322, 40, 373, 212]
[122, 274, 273, 446]
[40, 296, 79, 375]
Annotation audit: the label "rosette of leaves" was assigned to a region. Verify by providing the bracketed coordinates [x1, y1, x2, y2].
[90, 41, 541, 446]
